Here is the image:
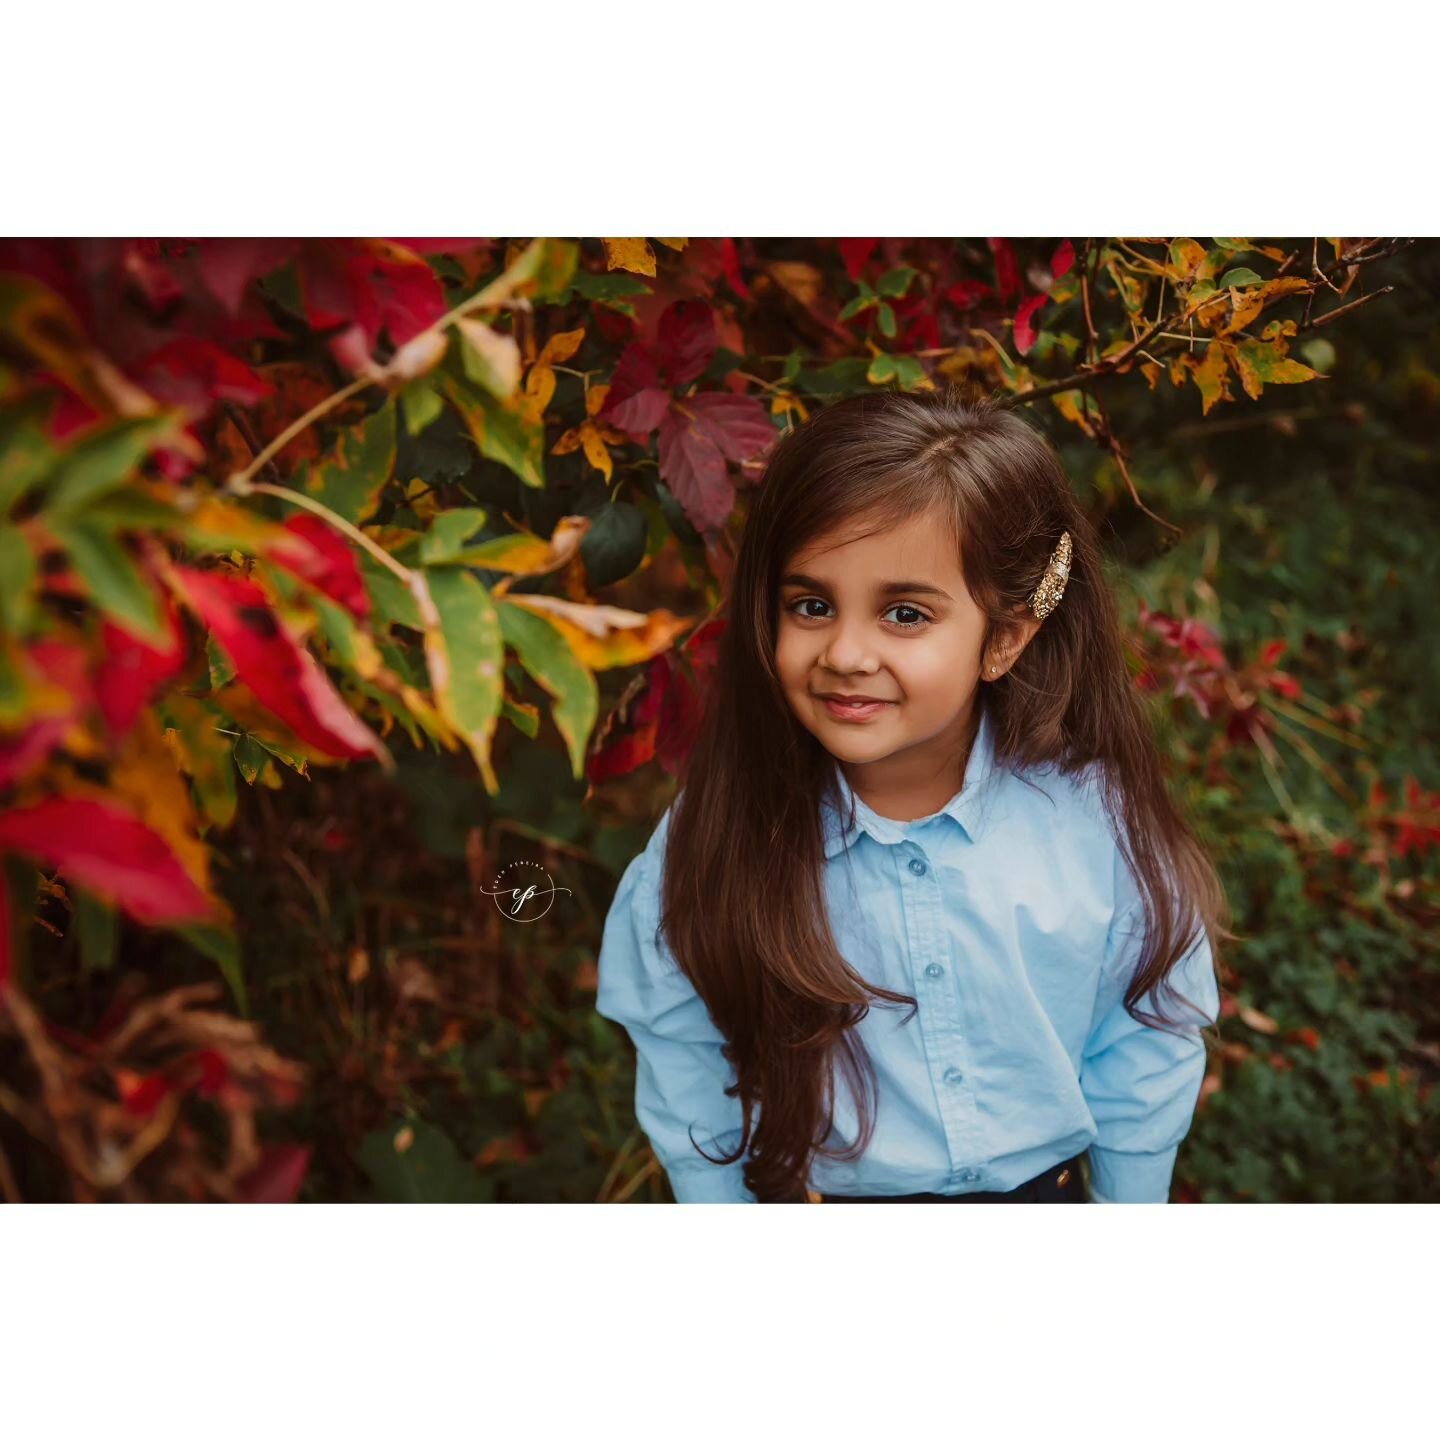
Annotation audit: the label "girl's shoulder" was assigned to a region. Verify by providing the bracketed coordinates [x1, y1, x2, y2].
[999, 755, 1131, 912]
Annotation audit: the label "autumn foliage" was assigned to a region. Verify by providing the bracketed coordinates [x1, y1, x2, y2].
[0, 236, 1430, 1201]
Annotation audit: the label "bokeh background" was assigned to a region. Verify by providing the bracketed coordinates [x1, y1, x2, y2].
[0, 237, 1434, 1202]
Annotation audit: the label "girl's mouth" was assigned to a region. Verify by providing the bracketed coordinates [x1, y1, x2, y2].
[820, 697, 896, 722]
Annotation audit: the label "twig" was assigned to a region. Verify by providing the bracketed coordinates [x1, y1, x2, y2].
[1301, 286, 1394, 332]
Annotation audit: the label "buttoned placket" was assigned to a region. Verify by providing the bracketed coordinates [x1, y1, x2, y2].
[894, 830, 985, 1191]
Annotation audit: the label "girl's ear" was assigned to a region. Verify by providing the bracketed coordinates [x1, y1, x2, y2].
[986, 607, 1044, 676]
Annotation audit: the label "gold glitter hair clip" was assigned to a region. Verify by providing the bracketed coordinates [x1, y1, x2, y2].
[1027, 530, 1072, 620]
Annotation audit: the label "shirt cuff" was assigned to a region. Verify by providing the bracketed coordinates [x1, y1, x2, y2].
[1086, 1144, 1179, 1203]
[665, 1160, 758, 1204]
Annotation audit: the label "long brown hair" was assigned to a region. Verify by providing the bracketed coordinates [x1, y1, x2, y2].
[658, 384, 1232, 1203]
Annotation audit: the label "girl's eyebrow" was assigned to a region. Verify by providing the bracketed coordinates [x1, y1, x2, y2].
[780, 571, 953, 601]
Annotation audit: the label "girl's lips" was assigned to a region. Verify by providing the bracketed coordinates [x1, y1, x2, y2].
[820, 697, 896, 721]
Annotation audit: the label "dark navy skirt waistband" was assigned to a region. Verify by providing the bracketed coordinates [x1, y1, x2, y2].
[811, 1154, 1087, 1203]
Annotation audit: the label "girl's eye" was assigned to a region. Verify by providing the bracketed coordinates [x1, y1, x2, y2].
[784, 598, 932, 630]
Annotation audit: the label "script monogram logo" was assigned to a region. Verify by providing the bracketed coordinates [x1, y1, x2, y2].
[481, 859, 572, 923]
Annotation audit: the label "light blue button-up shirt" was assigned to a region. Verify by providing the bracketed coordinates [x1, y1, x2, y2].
[595, 700, 1219, 1203]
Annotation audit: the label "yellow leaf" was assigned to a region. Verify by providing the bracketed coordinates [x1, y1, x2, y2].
[99, 711, 222, 907]
[654, 239, 689, 252]
[1238, 1004, 1279, 1035]
[1216, 276, 1310, 338]
[579, 425, 615, 482]
[603, 239, 656, 276]
[1190, 342, 1232, 415]
[455, 517, 590, 577]
[504, 594, 693, 670]
[766, 261, 824, 307]
[1051, 390, 1098, 437]
[536, 327, 586, 368]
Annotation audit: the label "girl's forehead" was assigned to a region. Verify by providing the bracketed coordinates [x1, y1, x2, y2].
[785, 508, 961, 576]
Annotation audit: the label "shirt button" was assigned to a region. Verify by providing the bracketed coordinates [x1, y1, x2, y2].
[924, 962, 944, 979]
[908, 857, 927, 876]
[943, 1066, 963, 1085]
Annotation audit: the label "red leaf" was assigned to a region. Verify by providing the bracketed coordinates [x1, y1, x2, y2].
[719, 239, 752, 300]
[134, 337, 275, 422]
[171, 567, 386, 762]
[987, 238, 1021, 301]
[236, 1143, 312, 1203]
[271, 514, 371, 620]
[838, 240, 879, 281]
[1050, 239, 1076, 281]
[598, 344, 671, 438]
[297, 240, 446, 361]
[95, 603, 187, 737]
[944, 279, 993, 311]
[658, 407, 734, 533]
[117, 1070, 174, 1117]
[0, 797, 216, 926]
[1014, 293, 1049, 356]
[685, 391, 776, 463]
[0, 640, 94, 786]
[1259, 639, 1288, 666]
[655, 299, 718, 389]
[192, 239, 302, 315]
[656, 620, 725, 775]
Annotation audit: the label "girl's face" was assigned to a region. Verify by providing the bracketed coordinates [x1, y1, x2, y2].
[776, 507, 1027, 803]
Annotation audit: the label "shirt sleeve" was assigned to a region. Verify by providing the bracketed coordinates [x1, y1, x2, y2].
[1079, 887, 1220, 1204]
[594, 823, 757, 1204]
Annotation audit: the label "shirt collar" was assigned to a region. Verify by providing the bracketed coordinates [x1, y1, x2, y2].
[820, 701, 1001, 860]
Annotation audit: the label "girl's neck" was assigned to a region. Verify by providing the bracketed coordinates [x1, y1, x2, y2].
[840, 699, 981, 823]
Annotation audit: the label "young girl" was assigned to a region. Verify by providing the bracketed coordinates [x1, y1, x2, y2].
[596, 386, 1230, 1204]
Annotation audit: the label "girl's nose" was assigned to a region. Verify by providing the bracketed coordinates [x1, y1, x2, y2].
[821, 618, 879, 674]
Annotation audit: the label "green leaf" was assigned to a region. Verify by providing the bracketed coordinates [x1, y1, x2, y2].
[502, 696, 540, 738]
[439, 374, 545, 489]
[428, 567, 504, 787]
[838, 295, 872, 322]
[867, 353, 898, 385]
[578, 500, 647, 588]
[359, 552, 423, 630]
[46, 414, 181, 515]
[73, 888, 118, 973]
[1299, 338, 1336, 374]
[420, 507, 489, 565]
[400, 379, 445, 437]
[51, 520, 166, 643]
[357, 1118, 493, 1202]
[877, 302, 897, 339]
[500, 238, 580, 304]
[797, 356, 877, 397]
[233, 734, 268, 785]
[496, 601, 597, 781]
[1218, 267, 1263, 289]
[0, 528, 36, 635]
[0, 408, 58, 519]
[176, 922, 247, 1014]
[892, 355, 927, 390]
[294, 399, 397, 524]
[562, 271, 651, 316]
[206, 634, 236, 690]
[780, 351, 803, 383]
[877, 265, 917, 298]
